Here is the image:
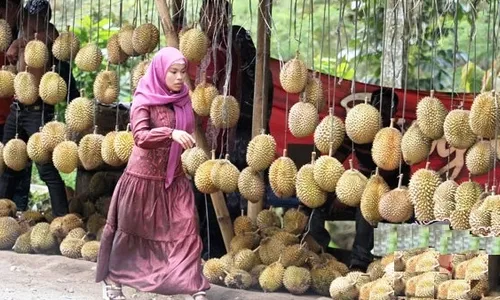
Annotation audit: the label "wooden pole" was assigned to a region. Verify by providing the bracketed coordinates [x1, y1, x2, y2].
[248, 0, 272, 221]
[155, 0, 234, 252]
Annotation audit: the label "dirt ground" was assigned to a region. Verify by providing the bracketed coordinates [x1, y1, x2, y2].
[0, 251, 327, 300]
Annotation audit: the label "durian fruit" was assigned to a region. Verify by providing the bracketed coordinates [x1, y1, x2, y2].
[450, 209, 471, 230]
[314, 108, 346, 154]
[0, 19, 12, 52]
[210, 154, 239, 194]
[114, 124, 134, 162]
[202, 258, 226, 284]
[66, 227, 86, 239]
[53, 140, 79, 173]
[416, 90, 448, 139]
[132, 22, 160, 55]
[433, 179, 458, 220]
[372, 118, 402, 171]
[328, 275, 358, 299]
[14, 68, 38, 105]
[24, 33, 49, 68]
[401, 121, 432, 165]
[268, 149, 298, 198]
[0, 217, 22, 250]
[0, 199, 16, 217]
[233, 211, 256, 235]
[194, 150, 218, 194]
[209, 95, 240, 129]
[259, 261, 285, 292]
[65, 89, 94, 133]
[3, 135, 28, 171]
[296, 152, 327, 208]
[233, 248, 259, 271]
[313, 149, 345, 192]
[281, 243, 308, 267]
[301, 71, 325, 111]
[282, 208, 308, 234]
[443, 109, 477, 149]
[230, 232, 257, 253]
[360, 168, 390, 226]
[465, 140, 494, 175]
[39, 65, 68, 105]
[182, 146, 208, 177]
[246, 130, 276, 172]
[279, 51, 308, 94]
[13, 229, 33, 254]
[336, 159, 368, 207]
[30, 222, 58, 254]
[378, 175, 413, 223]
[0, 66, 15, 98]
[288, 101, 319, 138]
[256, 208, 281, 230]
[224, 269, 252, 290]
[283, 266, 311, 295]
[408, 162, 441, 222]
[41, 120, 67, 152]
[131, 59, 150, 92]
[455, 178, 483, 211]
[446, 279, 471, 299]
[469, 90, 500, 139]
[117, 25, 138, 57]
[74, 42, 103, 72]
[94, 64, 119, 104]
[310, 261, 342, 296]
[469, 196, 491, 236]
[345, 97, 382, 144]
[106, 32, 128, 65]
[27, 129, 51, 164]
[101, 130, 124, 167]
[191, 78, 219, 117]
[49, 214, 84, 238]
[369, 280, 394, 300]
[52, 25, 80, 62]
[465, 255, 488, 281]
[238, 167, 265, 203]
[78, 126, 104, 170]
[59, 237, 85, 259]
[81, 240, 100, 262]
[179, 27, 209, 63]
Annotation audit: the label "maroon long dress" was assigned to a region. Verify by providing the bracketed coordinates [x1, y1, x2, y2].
[95, 104, 210, 295]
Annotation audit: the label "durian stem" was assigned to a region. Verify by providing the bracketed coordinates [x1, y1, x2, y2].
[375, 167, 379, 176]
[115, 125, 119, 132]
[397, 174, 403, 188]
[430, 90, 435, 97]
[14, 133, 18, 139]
[24, 66, 28, 72]
[79, 89, 85, 97]
[295, 50, 300, 58]
[260, 128, 265, 135]
[51, 65, 56, 72]
[200, 71, 206, 84]
[311, 152, 316, 164]
[425, 161, 431, 170]
[126, 123, 131, 132]
[328, 107, 334, 116]
[106, 61, 109, 71]
[328, 143, 333, 157]
[282, 149, 287, 157]
[34, 32, 38, 40]
[389, 118, 395, 128]
[210, 149, 215, 160]
[491, 185, 496, 195]
[364, 96, 369, 104]
[93, 125, 98, 134]
[468, 172, 472, 182]
[240, 209, 244, 217]
[252, 246, 261, 252]
[224, 154, 230, 160]
[66, 25, 71, 32]
[349, 159, 354, 170]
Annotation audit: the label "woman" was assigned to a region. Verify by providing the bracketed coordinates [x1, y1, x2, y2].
[95, 47, 210, 300]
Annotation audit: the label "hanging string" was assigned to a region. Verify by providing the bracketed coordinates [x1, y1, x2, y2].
[363, 0, 371, 93]
[378, 0, 389, 115]
[89, 0, 93, 43]
[222, 0, 234, 157]
[461, 2, 477, 107]
[2, 0, 7, 65]
[116, 0, 123, 128]
[283, 0, 294, 152]
[260, 0, 271, 132]
[309, 0, 314, 71]
[326, 0, 331, 108]
[294, 0, 307, 47]
[389, 0, 399, 119]
[350, 0, 359, 94]
[398, 0, 409, 175]
[491, 0, 498, 191]
[425, 2, 439, 164]
[331, 0, 345, 118]
[66, 0, 77, 106]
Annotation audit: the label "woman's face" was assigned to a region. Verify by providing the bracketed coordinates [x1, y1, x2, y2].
[165, 63, 186, 92]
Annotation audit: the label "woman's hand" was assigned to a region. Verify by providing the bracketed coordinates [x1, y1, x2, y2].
[172, 129, 196, 149]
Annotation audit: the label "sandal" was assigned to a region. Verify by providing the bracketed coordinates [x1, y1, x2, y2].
[192, 291, 208, 300]
[102, 280, 126, 300]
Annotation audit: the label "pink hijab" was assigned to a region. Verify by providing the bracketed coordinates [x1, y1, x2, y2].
[132, 47, 195, 189]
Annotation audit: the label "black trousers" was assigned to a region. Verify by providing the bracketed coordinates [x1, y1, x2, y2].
[0, 102, 68, 216]
[0, 123, 32, 211]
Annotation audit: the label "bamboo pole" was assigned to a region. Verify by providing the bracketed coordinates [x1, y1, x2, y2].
[155, 0, 234, 252]
[247, 0, 272, 221]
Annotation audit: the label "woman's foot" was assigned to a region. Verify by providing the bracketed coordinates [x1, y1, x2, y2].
[102, 279, 125, 300]
[192, 291, 208, 300]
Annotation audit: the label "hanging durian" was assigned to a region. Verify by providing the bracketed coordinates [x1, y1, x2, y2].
[132, 21, 160, 55]
[345, 97, 381, 144]
[65, 89, 94, 133]
[209, 95, 240, 129]
[179, 26, 209, 63]
[182, 146, 208, 177]
[210, 154, 240, 194]
[454, 176, 483, 212]
[14, 67, 38, 105]
[52, 25, 80, 62]
[279, 51, 308, 94]
[443, 109, 477, 149]
[75, 42, 103, 72]
[416, 90, 448, 140]
[465, 140, 494, 176]
[335, 159, 368, 207]
[53, 140, 79, 174]
[401, 121, 432, 165]
[106, 32, 129, 65]
[118, 25, 138, 57]
[130, 59, 150, 93]
[313, 145, 345, 193]
[24, 33, 49, 69]
[300, 71, 325, 111]
[0, 19, 12, 52]
[3, 134, 28, 171]
[194, 150, 218, 194]
[469, 90, 500, 139]
[268, 149, 297, 199]
[408, 162, 441, 222]
[313, 108, 345, 155]
[433, 179, 458, 221]
[288, 100, 319, 138]
[41, 120, 67, 152]
[238, 166, 265, 203]
[101, 129, 124, 167]
[78, 126, 104, 170]
[360, 167, 390, 226]
[246, 130, 276, 172]
[378, 174, 413, 223]
[27, 128, 51, 164]
[94, 63, 119, 104]
[191, 75, 219, 117]
[296, 152, 327, 208]
[371, 118, 402, 171]
[113, 124, 134, 162]
[0, 66, 15, 98]
[39, 65, 68, 105]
